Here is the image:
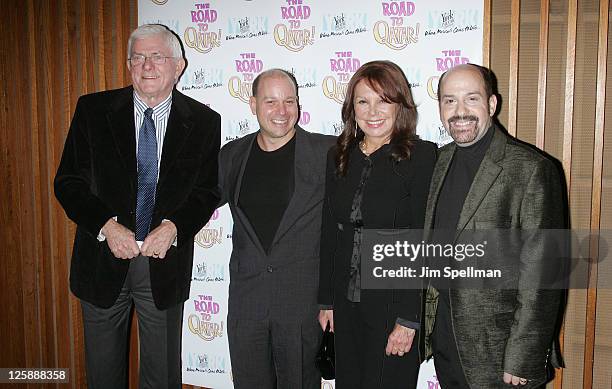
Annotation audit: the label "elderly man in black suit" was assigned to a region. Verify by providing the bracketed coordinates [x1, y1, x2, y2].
[54, 24, 220, 388]
[423, 64, 564, 389]
[217, 69, 335, 389]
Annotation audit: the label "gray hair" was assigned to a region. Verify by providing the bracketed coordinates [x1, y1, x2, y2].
[127, 24, 183, 59]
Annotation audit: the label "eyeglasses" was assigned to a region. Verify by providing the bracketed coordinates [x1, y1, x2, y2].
[129, 54, 175, 66]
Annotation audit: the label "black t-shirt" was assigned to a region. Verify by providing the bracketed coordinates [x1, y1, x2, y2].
[238, 135, 296, 253]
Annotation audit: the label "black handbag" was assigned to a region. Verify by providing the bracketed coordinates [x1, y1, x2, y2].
[315, 322, 335, 380]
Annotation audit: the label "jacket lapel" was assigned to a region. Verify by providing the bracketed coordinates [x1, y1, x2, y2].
[455, 127, 506, 236]
[424, 143, 455, 235]
[157, 89, 194, 187]
[106, 87, 137, 190]
[231, 132, 268, 255]
[232, 133, 257, 206]
[271, 127, 318, 246]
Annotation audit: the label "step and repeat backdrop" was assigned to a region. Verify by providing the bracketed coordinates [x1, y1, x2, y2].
[138, 1, 484, 387]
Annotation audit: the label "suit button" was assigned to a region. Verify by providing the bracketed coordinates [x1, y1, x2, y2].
[267, 265, 273, 273]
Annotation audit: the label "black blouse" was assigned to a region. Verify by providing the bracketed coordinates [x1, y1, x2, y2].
[318, 140, 437, 325]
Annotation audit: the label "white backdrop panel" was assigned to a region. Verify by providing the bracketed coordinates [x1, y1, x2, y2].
[138, 1, 484, 387]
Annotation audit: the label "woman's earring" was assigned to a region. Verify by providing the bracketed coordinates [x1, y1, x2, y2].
[354, 120, 358, 138]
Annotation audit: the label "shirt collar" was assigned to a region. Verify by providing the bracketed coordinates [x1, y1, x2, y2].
[133, 91, 173, 118]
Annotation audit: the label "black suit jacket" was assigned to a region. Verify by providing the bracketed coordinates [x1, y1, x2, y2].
[218, 127, 335, 321]
[55, 86, 220, 309]
[318, 140, 437, 327]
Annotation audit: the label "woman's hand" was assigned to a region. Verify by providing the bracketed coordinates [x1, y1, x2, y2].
[318, 309, 334, 332]
[385, 323, 415, 356]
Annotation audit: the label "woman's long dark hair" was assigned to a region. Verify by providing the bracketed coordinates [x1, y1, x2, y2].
[335, 60, 418, 177]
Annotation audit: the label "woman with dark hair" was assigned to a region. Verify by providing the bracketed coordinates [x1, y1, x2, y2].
[318, 60, 436, 388]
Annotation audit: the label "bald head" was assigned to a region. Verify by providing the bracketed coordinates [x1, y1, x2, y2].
[252, 69, 298, 98]
[437, 64, 494, 102]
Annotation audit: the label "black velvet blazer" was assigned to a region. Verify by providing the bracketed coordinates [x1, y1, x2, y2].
[54, 86, 220, 309]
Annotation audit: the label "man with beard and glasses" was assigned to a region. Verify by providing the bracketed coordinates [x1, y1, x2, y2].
[421, 64, 565, 388]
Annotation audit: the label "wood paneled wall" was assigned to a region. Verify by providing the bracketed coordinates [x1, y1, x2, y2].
[0, 1, 138, 388]
[1, 1, 610, 388]
[485, 1, 611, 388]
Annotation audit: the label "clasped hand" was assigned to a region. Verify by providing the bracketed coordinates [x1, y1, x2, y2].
[101, 218, 176, 259]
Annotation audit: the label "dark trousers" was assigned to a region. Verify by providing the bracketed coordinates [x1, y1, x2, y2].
[334, 294, 420, 389]
[432, 291, 471, 389]
[80, 255, 184, 389]
[227, 312, 322, 389]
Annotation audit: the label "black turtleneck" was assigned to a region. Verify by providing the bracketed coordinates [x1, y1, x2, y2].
[434, 125, 495, 230]
[433, 125, 495, 300]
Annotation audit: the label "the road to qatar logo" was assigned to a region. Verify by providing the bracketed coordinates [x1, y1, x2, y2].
[183, 2, 222, 54]
[195, 208, 222, 248]
[228, 52, 263, 104]
[150, 0, 168, 4]
[373, 1, 420, 50]
[274, 0, 315, 52]
[187, 294, 224, 341]
[426, 49, 470, 100]
[323, 51, 361, 104]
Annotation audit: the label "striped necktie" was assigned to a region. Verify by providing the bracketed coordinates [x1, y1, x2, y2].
[135, 108, 158, 241]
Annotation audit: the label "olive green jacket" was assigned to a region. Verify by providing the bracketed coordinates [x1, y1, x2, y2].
[423, 127, 564, 389]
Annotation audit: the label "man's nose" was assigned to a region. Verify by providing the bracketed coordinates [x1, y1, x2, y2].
[456, 101, 467, 116]
[142, 57, 154, 70]
[278, 103, 287, 115]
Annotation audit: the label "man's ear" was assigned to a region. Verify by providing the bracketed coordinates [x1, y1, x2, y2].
[249, 96, 257, 115]
[488, 94, 498, 116]
[175, 58, 186, 80]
